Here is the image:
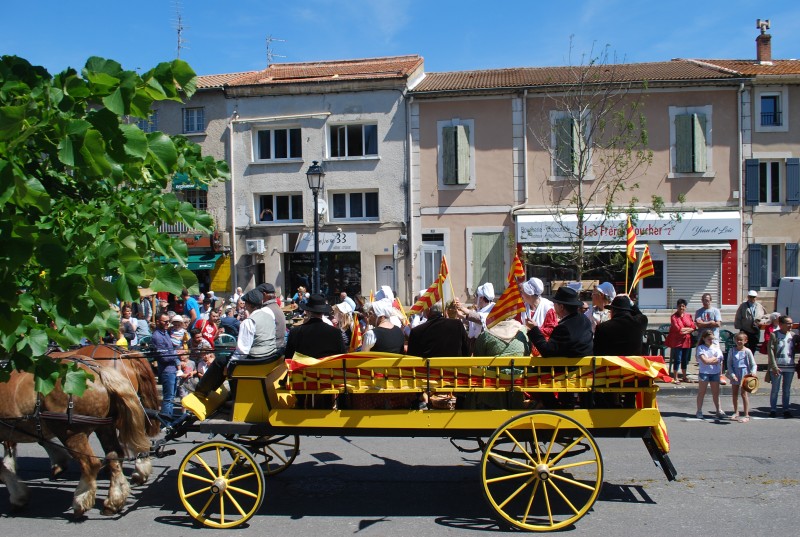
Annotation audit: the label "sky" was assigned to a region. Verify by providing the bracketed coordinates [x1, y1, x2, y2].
[3, 0, 799, 77]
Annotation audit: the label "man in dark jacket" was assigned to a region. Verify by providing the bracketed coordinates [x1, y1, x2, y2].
[527, 286, 593, 357]
[594, 296, 646, 355]
[407, 303, 469, 358]
[284, 294, 345, 359]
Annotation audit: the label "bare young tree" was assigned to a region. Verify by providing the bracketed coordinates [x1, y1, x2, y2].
[528, 41, 662, 281]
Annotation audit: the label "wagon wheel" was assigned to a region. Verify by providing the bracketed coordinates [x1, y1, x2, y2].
[481, 410, 603, 531]
[224, 434, 300, 476]
[178, 440, 265, 528]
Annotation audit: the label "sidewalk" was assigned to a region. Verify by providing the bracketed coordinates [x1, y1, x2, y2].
[655, 356, 800, 396]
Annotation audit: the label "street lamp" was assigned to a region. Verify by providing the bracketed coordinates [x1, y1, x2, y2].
[306, 160, 326, 294]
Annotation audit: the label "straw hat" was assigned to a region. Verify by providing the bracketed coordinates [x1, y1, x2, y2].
[741, 374, 759, 394]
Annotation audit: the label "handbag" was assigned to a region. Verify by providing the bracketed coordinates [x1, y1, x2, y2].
[764, 369, 772, 384]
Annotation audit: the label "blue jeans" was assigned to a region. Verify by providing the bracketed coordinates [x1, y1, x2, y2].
[160, 371, 177, 416]
[670, 347, 691, 374]
[769, 370, 794, 412]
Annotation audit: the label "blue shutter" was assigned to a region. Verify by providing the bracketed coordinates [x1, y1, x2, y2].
[748, 244, 764, 290]
[786, 158, 800, 206]
[744, 159, 760, 206]
[786, 243, 799, 277]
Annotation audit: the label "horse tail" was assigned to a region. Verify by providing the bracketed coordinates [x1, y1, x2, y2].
[96, 368, 151, 456]
[128, 357, 161, 437]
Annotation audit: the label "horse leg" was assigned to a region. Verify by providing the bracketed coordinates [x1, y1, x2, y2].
[40, 440, 71, 480]
[0, 442, 30, 511]
[94, 426, 131, 514]
[131, 454, 152, 486]
[62, 432, 101, 517]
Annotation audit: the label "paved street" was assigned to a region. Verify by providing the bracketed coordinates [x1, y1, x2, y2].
[2, 391, 798, 536]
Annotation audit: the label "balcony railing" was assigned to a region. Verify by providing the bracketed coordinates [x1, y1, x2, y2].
[159, 222, 190, 234]
[761, 111, 782, 126]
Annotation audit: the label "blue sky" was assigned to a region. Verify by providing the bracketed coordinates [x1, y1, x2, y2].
[3, 0, 799, 76]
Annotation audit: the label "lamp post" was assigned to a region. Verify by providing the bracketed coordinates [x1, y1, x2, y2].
[306, 160, 326, 294]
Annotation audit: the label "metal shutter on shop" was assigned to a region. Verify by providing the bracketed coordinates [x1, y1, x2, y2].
[666, 251, 721, 307]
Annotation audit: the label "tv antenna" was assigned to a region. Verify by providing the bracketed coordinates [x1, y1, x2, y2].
[266, 35, 286, 65]
[174, 1, 189, 58]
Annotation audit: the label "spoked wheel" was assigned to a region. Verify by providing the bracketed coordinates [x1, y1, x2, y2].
[225, 434, 300, 476]
[178, 440, 265, 528]
[481, 410, 603, 531]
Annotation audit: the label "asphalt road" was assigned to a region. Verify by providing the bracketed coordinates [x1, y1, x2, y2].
[2, 391, 798, 536]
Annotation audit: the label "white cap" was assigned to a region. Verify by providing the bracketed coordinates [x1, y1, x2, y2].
[477, 282, 495, 301]
[522, 277, 544, 296]
[596, 282, 616, 300]
[375, 285, 394, 302]
[371, 298, 394, 318]
[748, 290, 758, 297]
[172, 315, 184, 323]
[336, 301, 354, 315]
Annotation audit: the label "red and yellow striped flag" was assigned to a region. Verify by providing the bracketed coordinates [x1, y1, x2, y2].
[409, 275, 445, 314]
[630, 245, 655, 292]
[626, 216, 637, 263]
[368, 289, 374, 303]
[485, 254, 526, 329]
[349, 312, 363, 351]
[439, 255, 449, 280]
[393, 297, 409, 326]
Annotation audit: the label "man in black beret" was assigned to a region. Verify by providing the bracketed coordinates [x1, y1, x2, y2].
[527, 286, 593, 357]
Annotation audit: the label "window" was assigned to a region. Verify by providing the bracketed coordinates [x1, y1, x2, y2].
[755, 87, 789, 132]
[183, 189, 207, 211]
[745, 158, 800, 206]
[748, 244, 800, 289]
[550, 111, 590, 178]
[669, 105, 712, 177]
[329, 124, 378, 158]
[254, 128, 302, 160]
[258, 194, 302, 223]
[470, 231, 505, 296]
[137, 111, 158, 133]
[331, 192, 378, 220]
[437, 118, 475, 189]
[183, 107, 205, 133]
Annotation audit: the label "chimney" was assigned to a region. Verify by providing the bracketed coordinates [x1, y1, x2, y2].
[756, 19, 772, 65]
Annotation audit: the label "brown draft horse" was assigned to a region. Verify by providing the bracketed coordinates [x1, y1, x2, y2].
[0, 358, 152, 517]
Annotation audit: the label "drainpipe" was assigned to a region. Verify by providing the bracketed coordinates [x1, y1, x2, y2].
[406, 94, 415, 300]
[228, 109, 238, 291]
[738, 82, 745, 304]
[511, 90, 529, 259]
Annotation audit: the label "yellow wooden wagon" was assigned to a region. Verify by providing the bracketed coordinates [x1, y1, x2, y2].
[176, 353, 676, 531]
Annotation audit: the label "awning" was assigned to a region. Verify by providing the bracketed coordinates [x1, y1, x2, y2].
[187, 253, 222, 270]
[172, 172, 208, 191]
[522, 244, 627, 254]
[661, 242, 731, 251]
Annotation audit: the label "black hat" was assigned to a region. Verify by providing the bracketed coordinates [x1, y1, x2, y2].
[242, 289, 263, 305]
[257, 282, 276, 295]
[605, 296, 633, 312]
[303, 293, 331, 314]
[551, 286, 584, 307]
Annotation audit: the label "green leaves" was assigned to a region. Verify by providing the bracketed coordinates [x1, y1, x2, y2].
[0, 54, 228, 395]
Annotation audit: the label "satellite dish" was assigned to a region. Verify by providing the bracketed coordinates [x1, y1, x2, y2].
[316, 199, 328, 215]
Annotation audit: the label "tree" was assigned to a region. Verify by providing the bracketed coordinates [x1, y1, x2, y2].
[527, 43, 668, 281]
[0, 56, 229, 393]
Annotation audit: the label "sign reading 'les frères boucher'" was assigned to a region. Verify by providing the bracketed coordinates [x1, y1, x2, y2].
[295, 232, 358, 252]
[516, 212, 740, 243]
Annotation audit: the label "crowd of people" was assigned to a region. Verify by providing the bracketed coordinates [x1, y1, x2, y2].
[110, 279, 798, 419]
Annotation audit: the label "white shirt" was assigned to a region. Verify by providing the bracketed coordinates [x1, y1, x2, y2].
[468, 302, 494, 339]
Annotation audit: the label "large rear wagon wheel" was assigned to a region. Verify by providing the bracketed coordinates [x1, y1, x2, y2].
[481, 410, 603, 531]
[178, 440, 265, 528]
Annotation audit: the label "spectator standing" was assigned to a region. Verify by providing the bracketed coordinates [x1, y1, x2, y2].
[339, 291, 357, 312]
[696, 292, 726, 382]
[767, 315, 798, 418]
[727, 332, 757, 422]
[181, 288, 201, 329]
[759, 312, 781, 355]
[664, 299, 695, 384]
[734, 290, 767, 355]
[152, 312, 181, 417]
[220, 305, 240, 337]
[695, 330, 726, 419]
[195, 309, 219, 349]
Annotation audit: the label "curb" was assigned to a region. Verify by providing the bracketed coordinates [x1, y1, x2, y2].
[656, 379, 800, 397]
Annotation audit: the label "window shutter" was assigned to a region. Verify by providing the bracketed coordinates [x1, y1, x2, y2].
[472, 232, 505, 294]
[744, 159, 760, 205]
[786, 243, 799, 277]
[786, 158, 800, 206]
[674, 114, 693, 173]
[442, 126, 457, 185]
[455, 124, 470, 184]
[572, 118, 587, 175]
[692, 114, 707, 172]
[748, 244, 764, 290]
[555, 117, 573, 176]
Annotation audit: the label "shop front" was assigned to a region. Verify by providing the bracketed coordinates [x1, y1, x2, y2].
[283, 231, 362, 301]
[516, 211, 741, 309]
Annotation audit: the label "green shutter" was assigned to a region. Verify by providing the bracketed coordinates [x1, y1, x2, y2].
[572, 117, 587, 176]
[692, 114, 707, 172]
[555, 117, 573, 176]
[455, 124, 470, 184]
[675, 114, 693, 173]
[442, 125, 470, 185]
[472, 232, 505, 295]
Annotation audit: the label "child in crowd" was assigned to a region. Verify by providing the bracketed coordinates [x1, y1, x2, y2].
[727, 331, 757, 422]
[695, 329, 726, 420]
[176, 353, 197, 397]
[197, 352, 215, 379]
[170, 315, 188, 349]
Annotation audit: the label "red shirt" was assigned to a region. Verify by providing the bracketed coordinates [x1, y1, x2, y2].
[195, 318, 218, 349]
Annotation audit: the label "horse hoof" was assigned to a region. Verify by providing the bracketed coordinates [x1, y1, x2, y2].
[130, 472, 145, 486]
[50, 465, 65, 481]
[101, 507, 117, 516]
[10, 503, 27, 514]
